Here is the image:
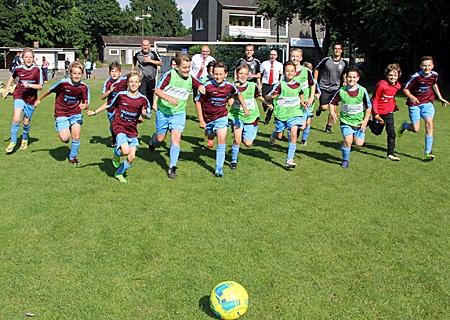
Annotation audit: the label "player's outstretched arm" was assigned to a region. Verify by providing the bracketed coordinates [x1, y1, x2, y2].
[87, 102, 107, 116]
[432, 83, 449, 107]
[34, 89, 51, 107]
[195, 101, 206, 129]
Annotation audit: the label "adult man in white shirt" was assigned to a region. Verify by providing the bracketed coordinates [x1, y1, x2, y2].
[190, 45, 215, 100]
[260, 50, 283, 124]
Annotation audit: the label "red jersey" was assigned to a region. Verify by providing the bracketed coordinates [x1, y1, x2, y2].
[371, 79, 401, 114]
[108, 92, 150, 138]
[12, 64, 42, 104]
[197, 79, 239, 123]
[49, 79, 90, 118]
[404, 70, 438, 106]
[103, 76, 128, 106]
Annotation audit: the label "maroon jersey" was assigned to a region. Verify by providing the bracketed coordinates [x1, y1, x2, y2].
[49, 79, 90, 118]
[371, 79, 401, 114]
[102, 76, 128, 107]
[404, 70, 438, 106]
[196, 79, 239, 123]
[12, 64, 42, 104]
[108, 92, 150, 138]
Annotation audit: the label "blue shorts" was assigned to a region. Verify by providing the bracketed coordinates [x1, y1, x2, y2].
[55, 114, 83, 131]
[340, 124, 365, 140]
[274, 116, 304, 133]
[230, 119, 258, 141]
[155, 109, 186, 134]
[205, 116, 229, 135]
[115, 133, 139, 152]
[107, 111, 115, 124]
[14, 99, 35, 120]
[409, 102, 435, 124]
[303, 106, 313, 120]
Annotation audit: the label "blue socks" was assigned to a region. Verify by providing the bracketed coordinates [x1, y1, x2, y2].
[10, 122, 20, 143]
[302, 126, 311, 141]
[22, 123, 31, 141]
[216, 144, 226, 169]
[231, 144, 240, 163]
[341, 145, 351, 161]
[425, 136, 433, 154]
[170, 144, 180, 168]
[116, 160, 131, 175]
[402, 121, 409, 130]
[70, 139, 80, 160]
[287, 142, 296, 161]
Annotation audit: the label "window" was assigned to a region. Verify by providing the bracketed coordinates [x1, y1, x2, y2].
[229, 14, 263, 28]
[109, 49, 119, 55]
[270, 20, 287, 37]
[196, 18, 204, 31]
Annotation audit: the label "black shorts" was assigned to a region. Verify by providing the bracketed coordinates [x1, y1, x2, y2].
[319, 89, 338, 106]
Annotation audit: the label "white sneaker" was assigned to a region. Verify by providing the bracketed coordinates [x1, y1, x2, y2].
[285, 159, 297, 168]
[387, 155, 400, 161]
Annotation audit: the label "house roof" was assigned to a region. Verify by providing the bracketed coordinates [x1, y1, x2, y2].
[101, 35, 192, 46]
[218, 0, 258, 9]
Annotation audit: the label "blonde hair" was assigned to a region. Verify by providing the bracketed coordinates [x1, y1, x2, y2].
[127, 70, 142, 82]
[385, 63, 402, 78]
[69, 61, 84, 74]
[22, 47, 35, 58]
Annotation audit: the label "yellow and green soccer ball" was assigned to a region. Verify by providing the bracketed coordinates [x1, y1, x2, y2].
[210, 281, 249, 319]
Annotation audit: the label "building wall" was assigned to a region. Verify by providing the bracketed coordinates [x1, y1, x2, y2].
[103, 46, 140, 65]
[192, 0, 210, 41]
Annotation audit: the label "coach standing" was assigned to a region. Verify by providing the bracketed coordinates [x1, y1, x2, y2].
[190, 45, 215, 100]
[260, 50, 283, 125]
[131, 38, 162, 106]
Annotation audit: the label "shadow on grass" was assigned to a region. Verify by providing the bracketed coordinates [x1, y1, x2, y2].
[198, 295, 216, 318]
[181, 135, 216, 173]
[354, 142, 423, 161]
[237, 144, 287, 170]
[30, 145, 70, 162]
[83, 157, 117, 178]
[89, 135, 111, 148]
[136, 137, 169, 172]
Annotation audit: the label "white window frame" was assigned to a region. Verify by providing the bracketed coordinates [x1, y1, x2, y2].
[229, 14, 263, 28]
[109, 49, 119, 55]
[196, 18, 204, 31]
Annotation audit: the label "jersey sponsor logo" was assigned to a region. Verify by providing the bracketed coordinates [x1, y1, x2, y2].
[163, 86, 190, 100]
[278, 96, 300, 107]
[341, 103, 364, 114]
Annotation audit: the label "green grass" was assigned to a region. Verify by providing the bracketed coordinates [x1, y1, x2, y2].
[0, 79, 449, 319]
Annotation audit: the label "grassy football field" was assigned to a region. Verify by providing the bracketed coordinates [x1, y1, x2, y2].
[0, 79, 449, 319]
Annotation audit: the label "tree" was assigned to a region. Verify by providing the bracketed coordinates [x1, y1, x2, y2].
[128, 0, 187, 37]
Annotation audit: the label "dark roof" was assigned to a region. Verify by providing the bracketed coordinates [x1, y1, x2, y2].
[102, 35, 192, 46]
[218, 0, 258, 8]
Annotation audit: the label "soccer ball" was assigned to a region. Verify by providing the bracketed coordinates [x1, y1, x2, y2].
[210, 281, 249, 319]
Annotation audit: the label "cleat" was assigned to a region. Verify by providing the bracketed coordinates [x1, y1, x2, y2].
[285, 159, 297, 169]
[20, 140, 28, 150]
[167, 166, 177, 179]
[5, 142, 16, 153]
[315, 107, 322, 117]
[341, 160, 349, 169]
[207, 139, 214, 149]
[424, 153, 435, 162]
[264, 120, 270, 125]
[214, 168, 224, 177]
[325, 126, 333, 134]
[148, 140, 157, 152]
[269, 133, 276, 145]
[229, 162, 237, 170]
[300, 140, 307, 146]
[398, 121, 408, 137]
[387, 154, 400, 161]
[69, 157, 81, 166]
[114, 173, 128, 183]
[112, 151, 120, 168]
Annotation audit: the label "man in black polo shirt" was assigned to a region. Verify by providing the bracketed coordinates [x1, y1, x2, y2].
[131, 38, 163, 106]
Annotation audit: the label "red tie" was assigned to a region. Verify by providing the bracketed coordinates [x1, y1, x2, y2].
[196, 57, 206, 79]
[269, 61, 274, 84]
